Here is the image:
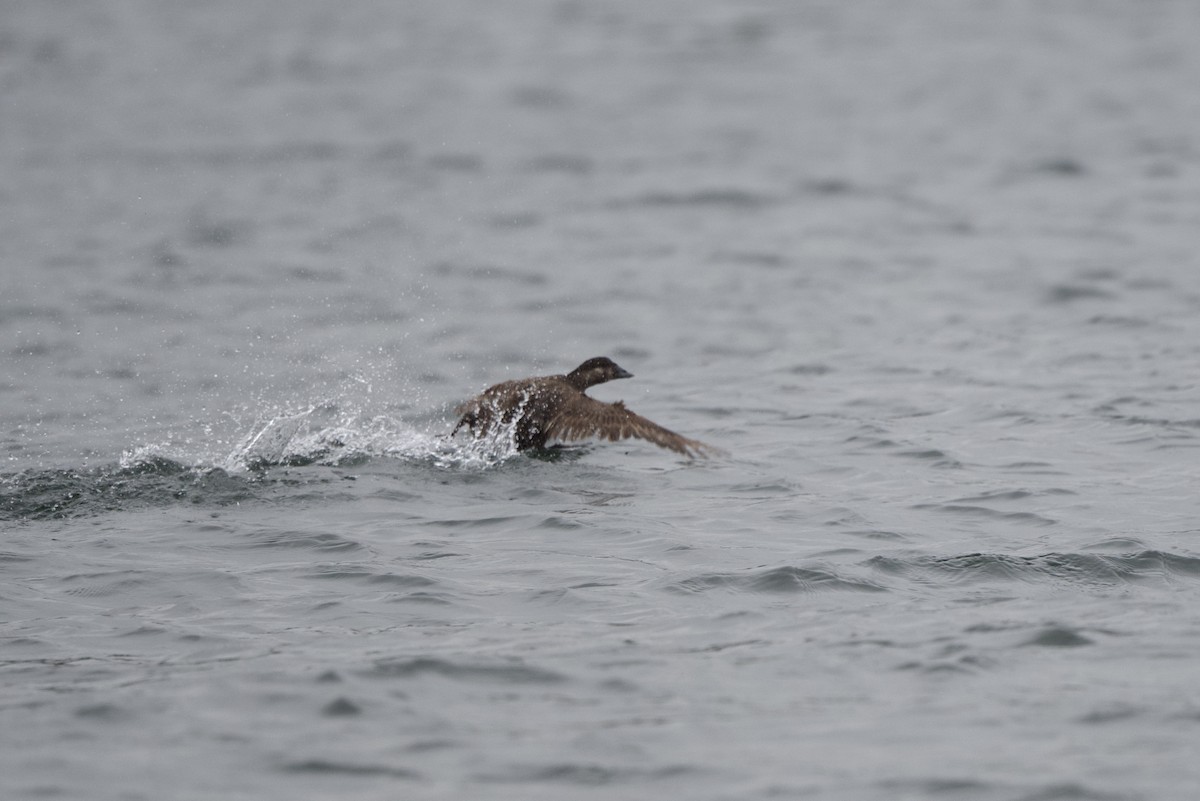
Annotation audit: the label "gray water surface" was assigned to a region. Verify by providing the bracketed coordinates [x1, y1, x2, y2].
[4, 3, 1200, 800]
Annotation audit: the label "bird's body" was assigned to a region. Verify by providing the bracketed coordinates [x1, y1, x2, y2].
[451, 357, 712, 458]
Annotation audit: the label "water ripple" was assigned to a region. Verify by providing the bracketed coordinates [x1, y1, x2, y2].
[866, 550, 1200, 588]
[476, 762, 698, 786]
[911, 503, 1058, 527]
[281, 759, 420, 779]
[363, 657, 566, 685]
[668, 565, 886, 594]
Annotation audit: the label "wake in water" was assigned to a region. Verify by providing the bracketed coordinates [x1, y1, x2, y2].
[0, 457, 258, 520]
[0, 399, 533, 521]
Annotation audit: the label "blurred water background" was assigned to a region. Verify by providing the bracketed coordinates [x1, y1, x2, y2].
[3, 2, 1200, 799]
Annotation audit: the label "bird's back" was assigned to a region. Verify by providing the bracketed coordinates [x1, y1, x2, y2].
[453, 374, 572, 450]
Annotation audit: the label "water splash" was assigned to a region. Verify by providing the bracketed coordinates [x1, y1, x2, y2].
[219, 400, 523, 471]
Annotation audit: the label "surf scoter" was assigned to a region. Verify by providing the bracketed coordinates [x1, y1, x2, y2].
[451, 357, 713, 458]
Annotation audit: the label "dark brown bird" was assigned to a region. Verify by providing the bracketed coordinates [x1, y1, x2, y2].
[451, 357, 713, 458]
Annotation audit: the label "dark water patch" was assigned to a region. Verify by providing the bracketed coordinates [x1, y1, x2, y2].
[367, 573, 438, 588]
[282, 759, 419, 779]
[119, 625, 167, 637]
[117, 141, 343, 167]
[426, 152, 483, 172]
[999, 461, 1067, 475]
[668, 565, 886, 594]
[727, 479, 802, 495]
[369, 140, 412, 162]
[364, 657, 566, 685]
[688, 638, 766, 653]
[321, 697, 362, 717]
[897, 449, 962, 468]
[304, 567, 366, 581]
[0, 303, 68, 323]
[912, 503, 1057, 527]
[1045, 284, 1116, 304]
[984, 408, 1040, 424]
[844, 434, 898, 450]
[888, 776, 1131, 801]
[847, 529, 910, 542]
[412, 550, 462, 560]
[1081, 537, 1149, 552]
[1087, 314, 1152, 328]
[510, 84, 572, 108]
[386, 591, 455, 605]
[1098, 411, 1200, 430]
[784, 362, 833, 375]
[613, 188, 777, 210]
[9, 339, 81, 359]
[431, 260, 546, 285]
[74, 702, 132, 721]
[1019, 783, 1134, 801]
[949, 488, 1075, 503]
[953, 489, 1031, 502]
[895, 652, 997, 675]
[305, 567, 438, 589]
[1032, 157, 1088, 176]
[79, 292, 158, 318]
[529, 587, 589, 606]
[2, 637, 47, 648]
[247, 530, 362, 552]
[877, 777, 994, 795]
[1078, 704, 1140, 724]
[405, 739, 458, 753]
[798, 177, 855, 195]
[522, 153, 594, 174]
[866, 551, 1200, 588]
[0, 454, 417, 520]
[242, 450, 334, 471]
[279, 264, 345, 283]
[711, 249, 786, 267]
[427, 515, 529, 529]
[1022, 625, 1095, 648]
[59, 571, 150, 599]
[0, 458, 259, 520]
[186, 216, 253, 248]
[534, 516, 585, 531]
[476, 762, 696, 786]
[369, 486, 422, 503]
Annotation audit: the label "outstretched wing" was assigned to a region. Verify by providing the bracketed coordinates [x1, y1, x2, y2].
[543, 395, 714, 458]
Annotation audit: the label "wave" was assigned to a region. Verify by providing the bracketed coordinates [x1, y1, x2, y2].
[364, 656, 566, 685]
[865, 550, 1200, 588]
[656, 550, 1200, 599]
[667, 564, 887, 595]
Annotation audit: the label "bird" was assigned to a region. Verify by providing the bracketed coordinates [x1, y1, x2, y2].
[451, 357, 714, 458]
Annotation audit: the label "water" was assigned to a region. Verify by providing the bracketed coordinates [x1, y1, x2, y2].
[4, 2, 1200, 799]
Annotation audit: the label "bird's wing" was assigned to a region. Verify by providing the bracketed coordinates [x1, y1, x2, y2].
[543, 394, 714, 458]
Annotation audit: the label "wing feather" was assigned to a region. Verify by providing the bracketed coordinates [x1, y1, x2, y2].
[543, 395, 713, 458]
